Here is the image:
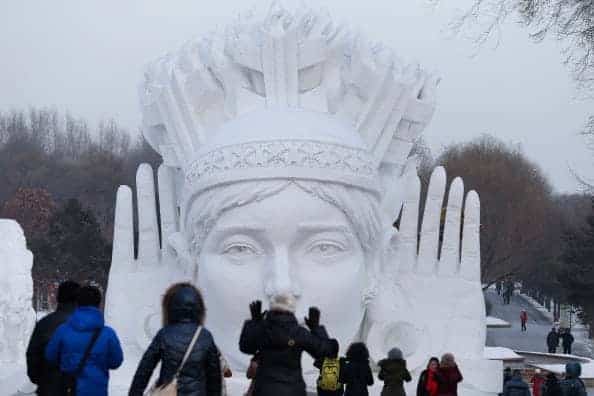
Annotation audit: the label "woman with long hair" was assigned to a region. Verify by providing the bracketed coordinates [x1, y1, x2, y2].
[417, 357, 442, 396]
[341, 342, 374, 396]
[129, 283, 221, 396]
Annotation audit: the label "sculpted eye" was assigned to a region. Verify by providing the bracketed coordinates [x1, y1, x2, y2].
[307, 241, 346, 257]
[222, 243, 259, 257]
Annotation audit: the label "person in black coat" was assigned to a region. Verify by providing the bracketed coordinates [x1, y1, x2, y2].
[26, 280, 80, 396]
[560, 330, 574, 355]
[239, 294, 337, 396]
[341, 342, 374, 396]
[546, 328, 559, 354]
[129, 283, 222, 396]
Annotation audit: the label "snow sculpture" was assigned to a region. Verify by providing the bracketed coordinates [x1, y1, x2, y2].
[0, 219, 35, 365]
[106, 4, 501, 395]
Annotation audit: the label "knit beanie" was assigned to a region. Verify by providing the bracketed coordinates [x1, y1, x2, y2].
[388, 347, 403, 360]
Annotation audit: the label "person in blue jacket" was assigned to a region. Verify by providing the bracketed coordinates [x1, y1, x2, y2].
[45, 284, 124, 396]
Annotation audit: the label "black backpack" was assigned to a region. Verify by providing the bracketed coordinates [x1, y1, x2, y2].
[567, 380, 586, 396]
[543, 376, 561, 396]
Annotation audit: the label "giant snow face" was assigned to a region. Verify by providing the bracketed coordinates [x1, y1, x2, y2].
[195, 183, 369, 369]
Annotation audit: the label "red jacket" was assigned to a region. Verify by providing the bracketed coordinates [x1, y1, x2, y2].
[531, 375, 545, 396]
[520, 311, 528, 322]
[437, 366, 463, 396]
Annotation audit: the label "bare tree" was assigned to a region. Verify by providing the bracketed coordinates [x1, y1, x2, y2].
[452, 0, 594, 94]
[436, 134, 556, 285]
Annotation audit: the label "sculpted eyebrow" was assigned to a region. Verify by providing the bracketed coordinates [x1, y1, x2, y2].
[296, 223, 354, 235]
[209, 225, 266, 236]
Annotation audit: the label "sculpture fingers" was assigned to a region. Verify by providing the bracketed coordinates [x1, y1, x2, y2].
[111, 185, 134, 269]
[395, 173, 420, 274]
[417, 166, 446, 274]
[460, 190, 481, 281]
[136, 164, 161, 267]
[438, 177, 464, 276]
[158, 164, 178, 264]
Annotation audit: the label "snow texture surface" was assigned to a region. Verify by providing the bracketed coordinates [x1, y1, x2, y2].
[0, 219, 36, 395]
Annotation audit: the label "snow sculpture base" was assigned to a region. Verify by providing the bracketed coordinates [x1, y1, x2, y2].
[0, 220, 36, 395]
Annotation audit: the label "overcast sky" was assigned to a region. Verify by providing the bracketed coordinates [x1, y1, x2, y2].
[1, 0, 592, 193]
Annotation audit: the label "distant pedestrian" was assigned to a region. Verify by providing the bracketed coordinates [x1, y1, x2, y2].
[496, 282, 502, 296]
[417, 357, 441, 396]
[314, 339, 344, 396]
[560, 329, 574, 355]
[503, 370, 530, 396]
[530, 369, 545, 396]
[341, 342, 374, 396]
[546, 328, 559, 354]
[437, 353, 462, 396]
[560, 362, 587, 396]
[498, 367, 513, 396]
[26, 280, 80, 396]
[377, 347, 411, 396]
[541, 372, 561, 396]
[45, 285, 123, 396]
[503, 367, 513, 385]
[520, 310, 528, 332]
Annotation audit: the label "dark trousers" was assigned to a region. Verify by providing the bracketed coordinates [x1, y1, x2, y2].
[548, 345, 557, 353]
[317, 388, 344, 396]
[521, 321, 527, 331]
[563, 345, 572, 354]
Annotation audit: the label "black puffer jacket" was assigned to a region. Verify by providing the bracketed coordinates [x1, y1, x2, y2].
[239, 310, 335, 396]
[26, 303, 76, 396]
[129, 287, 221, 396]
[342, 360, 374, 396]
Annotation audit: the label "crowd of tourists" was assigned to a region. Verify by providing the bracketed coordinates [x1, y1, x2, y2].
[501, 365, 588, 396]
[25, 280, 587, 396]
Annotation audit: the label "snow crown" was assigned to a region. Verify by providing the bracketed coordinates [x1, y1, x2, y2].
[139, 3, 439, 200]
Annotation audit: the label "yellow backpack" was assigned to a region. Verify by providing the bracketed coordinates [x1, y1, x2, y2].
[318, 357, 342, 391]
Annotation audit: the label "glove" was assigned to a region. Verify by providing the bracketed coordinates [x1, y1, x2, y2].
[249, 300, 263, 321]
[304, 307, 320, 330]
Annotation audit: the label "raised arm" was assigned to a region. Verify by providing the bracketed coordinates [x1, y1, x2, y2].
[239, 301, 265, 354]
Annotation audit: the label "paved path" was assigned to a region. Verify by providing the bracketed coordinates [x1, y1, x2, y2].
[486, 290, 592, 358]
[486, 290, 553, 353]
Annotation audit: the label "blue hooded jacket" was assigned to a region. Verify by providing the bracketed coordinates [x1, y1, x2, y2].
[45, 306, 124, 396]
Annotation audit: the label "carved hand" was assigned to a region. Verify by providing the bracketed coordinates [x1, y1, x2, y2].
[368, 166, 484, 365]
[104, 164, 188, 357]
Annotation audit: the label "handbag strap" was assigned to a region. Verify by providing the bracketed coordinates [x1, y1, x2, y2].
[174, 325, 202, 378]
[74, 328, 102, 377]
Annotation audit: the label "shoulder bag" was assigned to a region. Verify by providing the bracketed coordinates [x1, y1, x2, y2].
[148, 325, 203, 396]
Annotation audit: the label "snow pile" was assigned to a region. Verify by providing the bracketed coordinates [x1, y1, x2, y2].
[0, 219, 37, 395]
[484, 347, 523, 361]
[486, 316, 511, 328]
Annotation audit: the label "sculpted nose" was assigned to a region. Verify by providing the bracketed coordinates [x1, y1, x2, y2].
[265, 249, 301, 298]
